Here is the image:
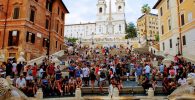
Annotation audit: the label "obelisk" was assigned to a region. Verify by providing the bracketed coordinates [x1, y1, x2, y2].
[107, 0, 113, 34]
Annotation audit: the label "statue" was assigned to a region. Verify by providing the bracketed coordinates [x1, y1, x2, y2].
[0, 78, 35, 100]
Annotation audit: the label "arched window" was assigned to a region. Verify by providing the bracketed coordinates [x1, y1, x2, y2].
[119, 25, 121, 31]
[118, 6, 122, 11]
[99, 26, 101, 32]
[99, 7, 102, 13]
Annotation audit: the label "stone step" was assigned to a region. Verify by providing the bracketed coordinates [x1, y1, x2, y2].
[121, 76, 163, 81]
[81, 86, 163, 94]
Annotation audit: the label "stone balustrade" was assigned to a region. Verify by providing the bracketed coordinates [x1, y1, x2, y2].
[27, 50, 64, 65]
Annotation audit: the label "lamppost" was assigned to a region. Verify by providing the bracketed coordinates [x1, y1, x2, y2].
[77, 32, 78, 39]
[137, 29, 141, 43]
[127, 39, 129, 45]
[80, 33, 82, 44]
[177, 37, 180, 55]
[46, 38, 50, 56]
[92, 32, 94, 45]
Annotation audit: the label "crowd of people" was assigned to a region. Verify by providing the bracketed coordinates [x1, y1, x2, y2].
[0, 45, 194, 97]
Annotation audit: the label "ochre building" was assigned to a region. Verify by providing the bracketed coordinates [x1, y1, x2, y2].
[0, 0, 69, 61]
[153, 0, 195, 61]
[137, 13, 159, 41]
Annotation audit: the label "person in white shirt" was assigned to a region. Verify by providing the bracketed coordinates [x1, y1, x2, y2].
[82, 65, 90, 86]
[178, 76, 187, 86]
[16, 75, 26, 90]
[38, 67, 44, 79]
[12, 61, 17, 75]
[144, 64, 151, 79]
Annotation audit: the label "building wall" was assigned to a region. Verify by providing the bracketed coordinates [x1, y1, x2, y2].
[137, 13, 159, 40]
[0, 0, 68, 61]
[154, 0, 195, 61]
[65, 23, 96, 38]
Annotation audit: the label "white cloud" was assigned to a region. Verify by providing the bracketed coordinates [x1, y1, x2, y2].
[63, 0, 158, 24]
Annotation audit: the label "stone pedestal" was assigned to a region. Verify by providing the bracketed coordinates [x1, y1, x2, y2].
[152, 61, 158, 67]
[113, 87, 119, 100]
[142, 58, 146, 62]
[17, 52, 26, 63]
[36, 88, 43, 100]
[193, 79, 195, 87]
[147, 88, 154, 97]
[75, 88, 81, 100]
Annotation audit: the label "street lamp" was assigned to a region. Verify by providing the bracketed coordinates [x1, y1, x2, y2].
[137, 29, 141, 43]
[92, 32, 94, 45]
[80, 33, 82, 44]
[127, 39, 129, 45]
[177, 37, 180, 55]
[46, 38, 50, 56]
[77, 32, 78, 39]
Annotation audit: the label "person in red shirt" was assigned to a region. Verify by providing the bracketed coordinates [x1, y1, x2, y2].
[95, 65, 99, 74]
[164, 65, 168, 76]
[32, 63, 37, 78]
[47, 63, 55, 77]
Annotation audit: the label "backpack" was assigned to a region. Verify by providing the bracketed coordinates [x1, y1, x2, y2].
[100, 71, 106, 78]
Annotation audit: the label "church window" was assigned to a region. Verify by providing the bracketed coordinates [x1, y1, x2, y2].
[118, 6, 122, 10]
[99, 26, 101, 32]
[99, 7, 102, 13]
[119, 25, 121, 31]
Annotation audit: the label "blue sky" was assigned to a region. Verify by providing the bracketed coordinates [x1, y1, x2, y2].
[63, 0, 158, 25]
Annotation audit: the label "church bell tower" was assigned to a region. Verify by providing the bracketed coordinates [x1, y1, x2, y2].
[115, 0, 125, 13]
[97, 0, 107, 15]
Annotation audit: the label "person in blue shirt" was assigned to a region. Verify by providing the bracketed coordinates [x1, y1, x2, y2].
[135, 65, 143, 85]
[75, 66, 82, 78]
[159, 64, 164, 74]
[68, 63, 75, 78]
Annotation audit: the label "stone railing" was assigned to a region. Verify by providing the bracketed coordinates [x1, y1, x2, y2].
[27, 55, 47, 65]
[51, 50, 64, 57]
[27, 50, 64, 65]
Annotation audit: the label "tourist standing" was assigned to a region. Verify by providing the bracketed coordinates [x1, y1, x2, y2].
[12, 61, 17, 77]
[6, 60, 13, 77]
[144, 64, 151, 80]
[89, 68, 96, 92]
[68, 62, 75, 78]
[82, 64, 90, 86]
[47, 63, 55, 77]
[135, 65, 142, 85]
[32, 63, 38, 78]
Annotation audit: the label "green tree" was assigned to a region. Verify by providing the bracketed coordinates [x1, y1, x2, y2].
[141, 4, 151, 40]
[155, 33, 160, 42]
[125, 22, 137, 39]
[65, 37, 78, 44]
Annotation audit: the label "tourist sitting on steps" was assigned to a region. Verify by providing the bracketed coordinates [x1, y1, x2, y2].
[76, 77, 82, 88]
[63, 76, 69, 95]
[141, 76, 152, 94]
[69, 77, 76, 95]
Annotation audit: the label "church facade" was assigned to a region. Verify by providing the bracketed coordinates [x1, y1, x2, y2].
[65, 0, 126, 39]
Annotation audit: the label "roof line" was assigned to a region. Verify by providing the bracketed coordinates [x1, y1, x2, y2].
[138, 13, 158, 20]
[153, 0, 162, 9]
[56, 0, 69, 13]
